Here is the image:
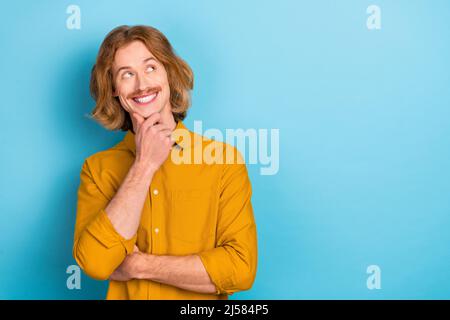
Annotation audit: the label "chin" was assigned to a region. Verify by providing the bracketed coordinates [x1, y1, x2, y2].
[141, 106, 164, 119]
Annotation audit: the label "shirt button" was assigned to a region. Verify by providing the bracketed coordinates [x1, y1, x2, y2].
[154, 228, 160, 234]
[153, 189, 159, 195]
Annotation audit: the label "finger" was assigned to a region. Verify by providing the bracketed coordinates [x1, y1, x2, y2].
[149, 124, 172, 132]
[160, 133, 175, 146]
[140, 112, 161, 134]
[133, 245, 139, 253]
[147, 127, 174, 140]
[158, 129, 175, 139]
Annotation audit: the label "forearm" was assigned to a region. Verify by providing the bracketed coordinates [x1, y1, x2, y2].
[105, 161, 156, 239]
[136, 253, 217, 294]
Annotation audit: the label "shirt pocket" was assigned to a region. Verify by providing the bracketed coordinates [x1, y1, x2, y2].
[169, 188, 216, 244]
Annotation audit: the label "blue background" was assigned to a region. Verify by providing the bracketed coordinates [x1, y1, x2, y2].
[1, 0, 449, 299]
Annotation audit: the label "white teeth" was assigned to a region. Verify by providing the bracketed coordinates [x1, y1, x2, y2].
[133, 92, 157, 104]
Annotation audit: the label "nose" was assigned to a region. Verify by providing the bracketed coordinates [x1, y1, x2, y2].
[135, 71, 151, 92]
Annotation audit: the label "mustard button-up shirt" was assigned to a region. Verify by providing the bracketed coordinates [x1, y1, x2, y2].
[73, 120, 258, 300]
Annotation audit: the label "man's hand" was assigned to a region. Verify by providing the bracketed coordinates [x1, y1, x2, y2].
[108, 245, 218, 294]
[109, 245, 143, 282]
[130, 111, 174, 174]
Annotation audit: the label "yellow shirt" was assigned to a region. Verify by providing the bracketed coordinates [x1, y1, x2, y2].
[73, 120, 258, 300]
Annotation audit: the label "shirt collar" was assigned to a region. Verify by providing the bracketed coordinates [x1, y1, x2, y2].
[123, 119, 192, 156]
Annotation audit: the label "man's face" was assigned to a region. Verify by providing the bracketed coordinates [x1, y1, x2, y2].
[112, 40, 171, 119]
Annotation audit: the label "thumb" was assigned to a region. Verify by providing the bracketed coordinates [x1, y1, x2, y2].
[133, 245, 139, 253]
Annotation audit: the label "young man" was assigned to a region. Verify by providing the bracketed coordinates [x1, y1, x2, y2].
[73, 25, 258, 300]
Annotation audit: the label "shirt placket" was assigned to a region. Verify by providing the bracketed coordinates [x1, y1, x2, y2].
[149, 169, 163, 299]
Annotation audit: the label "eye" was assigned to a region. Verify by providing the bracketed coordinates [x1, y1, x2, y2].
[146, 65, 155, 73]
[122, 71, 133, 79]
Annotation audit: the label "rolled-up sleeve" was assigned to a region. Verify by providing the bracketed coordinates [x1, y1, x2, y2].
[73, 159, 137, 280]
[197, 149, 258, 295]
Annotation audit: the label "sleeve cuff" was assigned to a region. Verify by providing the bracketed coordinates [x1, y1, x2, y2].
[197, 247, 235, 295]
[86, 208, 137, 254]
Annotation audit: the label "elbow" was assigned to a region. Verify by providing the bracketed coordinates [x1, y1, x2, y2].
[234, 255, 257, 291]
[221, 245, 257, 294]
[73, 241, 114, 281]
[235, 267, 256, 291]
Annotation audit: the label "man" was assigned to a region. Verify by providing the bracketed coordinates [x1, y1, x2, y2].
[73, 25, 258, 300]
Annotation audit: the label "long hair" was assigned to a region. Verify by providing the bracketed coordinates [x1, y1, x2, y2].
[89, 25, 194, 131]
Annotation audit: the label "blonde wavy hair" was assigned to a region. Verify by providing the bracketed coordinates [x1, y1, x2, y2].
[88, 25, 194, 132]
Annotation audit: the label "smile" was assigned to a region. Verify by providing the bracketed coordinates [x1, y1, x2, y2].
[131, 91, 158, 105]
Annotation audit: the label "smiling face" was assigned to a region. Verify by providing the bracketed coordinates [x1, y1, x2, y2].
[112, 40, 172, 120]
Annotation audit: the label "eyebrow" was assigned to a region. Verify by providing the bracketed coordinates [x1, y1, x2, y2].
[115, 57, 156, 77]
